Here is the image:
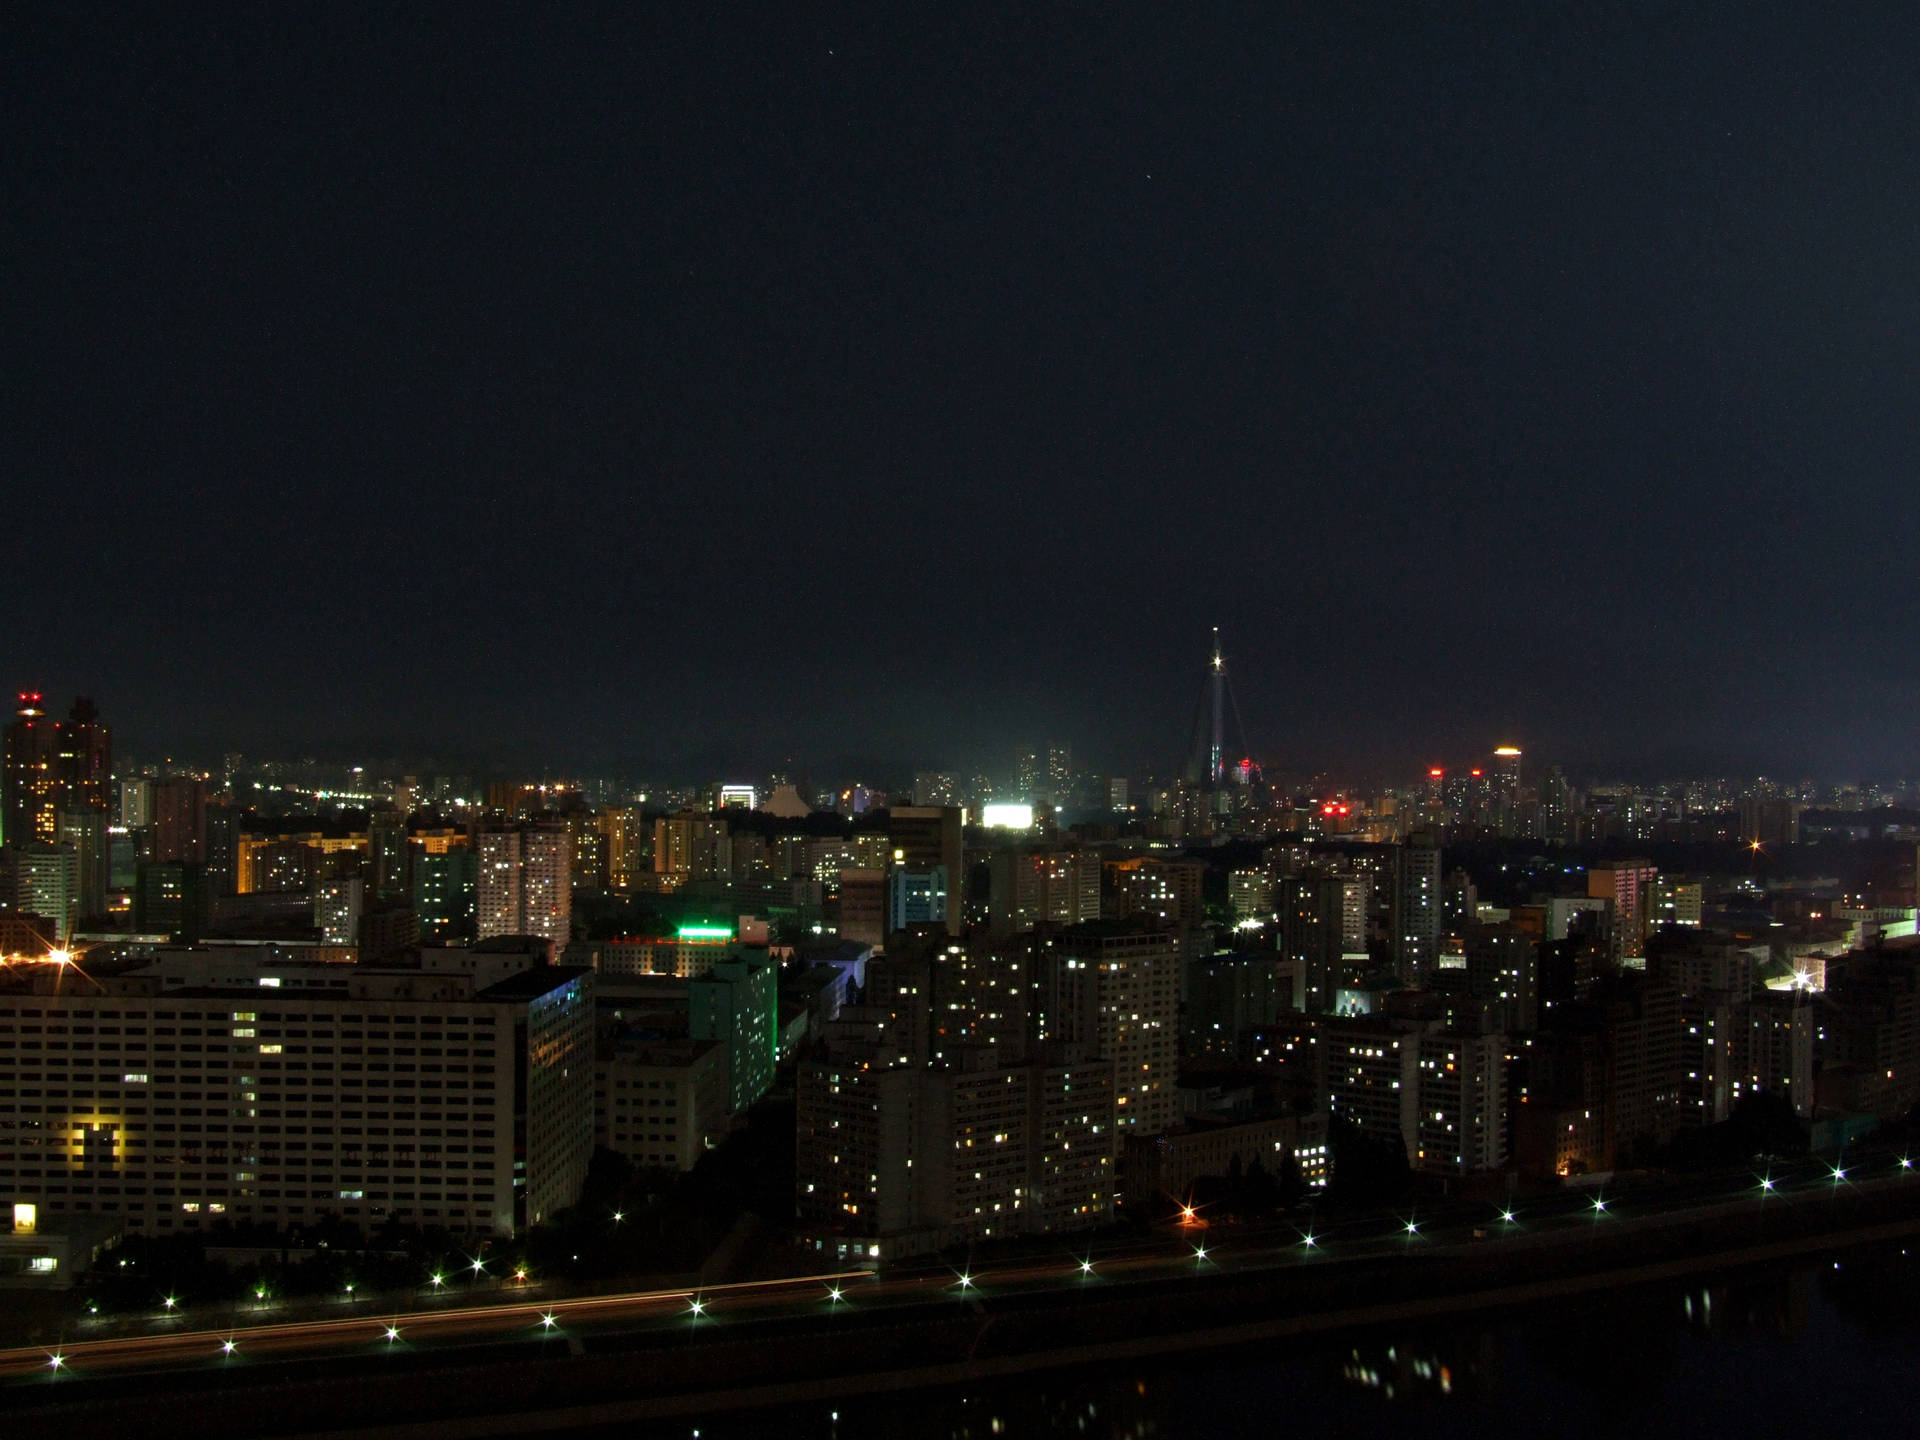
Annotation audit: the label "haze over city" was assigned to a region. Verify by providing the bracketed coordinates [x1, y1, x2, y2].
[9, 6, 1917, 779]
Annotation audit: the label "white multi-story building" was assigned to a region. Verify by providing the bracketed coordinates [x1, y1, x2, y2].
[795, 1035, 1117, 1259]
[10, 844, 79, 945]
[314, 875, 363, 948]
[595, 1036, 727, 1172]
[0, 957, 593, 1237]
[477, 823, 571, 949]
[1392, 835, 1442, 986]
[1039, 924, 1179, 1138]
[1325, 1015, 1426, 1155]
[1228, 869, 1274, 924]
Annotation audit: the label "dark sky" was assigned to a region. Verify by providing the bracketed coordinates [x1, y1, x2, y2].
[8, 4, 1918, 783]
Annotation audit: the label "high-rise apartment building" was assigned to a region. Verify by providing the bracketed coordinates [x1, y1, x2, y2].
[1184, 951, 1292, 1059]
[366, 808, 409, 903]
[1324, 1014, 1427, 1157]
[1463, 922, 1540, 1032]
[3, 691, 60, 846]
[204, 802, 242, 897]
[117, 777, 151, 829]
[689, 953, 777, 1114]
[653, 812, 731, 881]
[412, 840, 478, 940]
[1491, 745, 1523, 835]
[889, 805, 964, 937]
[149, 778, 208, 865]
[1392, 832, 1442, 987]
[477, 823, 571, 950]
[9, 844, 80, 944]
[315, 875, 365, 947]
[1415, 1028, 1508, 1173]
[598, 808, 646, 890]
[987, 849, 1102, 935]
[58, 698, 112, 814]
[1279, 873, 1364, 1014]
[1039, 923, 1179, 1138]
[1046, 744, 1072, 796]
[1228, 869, 1274, 924]
[886, 867, 949, 934]
[1015, 750, 1042, 800]
[796, 1026, 1117, 1259]
[1106, 857, 1207, 926]
[911, 772, 961, 808]
[55, 807, 110, 926]
[1589, 859, 1660, 964]
[4, 694, 111, 849]
[134, 861, 203, 940]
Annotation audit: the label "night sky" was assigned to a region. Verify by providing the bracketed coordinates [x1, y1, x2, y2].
[8, 5, 1918, 782]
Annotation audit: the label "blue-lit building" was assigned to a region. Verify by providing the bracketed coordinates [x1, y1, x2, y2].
[886, 865, 948, 935]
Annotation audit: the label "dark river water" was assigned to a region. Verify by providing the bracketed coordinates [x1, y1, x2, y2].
[619, 1237, 1920, 1440]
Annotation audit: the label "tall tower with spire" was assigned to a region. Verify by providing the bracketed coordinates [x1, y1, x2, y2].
[1208, 626, 1226, 787]
[1187, 628, 1248, 791]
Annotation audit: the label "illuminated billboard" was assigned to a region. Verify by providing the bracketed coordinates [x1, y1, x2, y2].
[980, 803, 1035, 829]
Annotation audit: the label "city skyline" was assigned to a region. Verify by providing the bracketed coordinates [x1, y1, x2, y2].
[8, 6, 1920, 1430]
[6, 672, 1916, 796]
[9, 7, 1918, 782]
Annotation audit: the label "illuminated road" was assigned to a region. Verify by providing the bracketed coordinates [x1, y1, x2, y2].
[6, 1145, 1914, 1386]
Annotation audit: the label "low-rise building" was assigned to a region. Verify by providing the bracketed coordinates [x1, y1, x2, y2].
[595, 1036, 727, 1172]
[1122, 1110, 1328, 1208]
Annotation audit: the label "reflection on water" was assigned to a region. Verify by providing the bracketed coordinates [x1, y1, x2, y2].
[1337, 1331, 1494, 1404]
[624, 1240, 1920, 1440]
[1679, 1266, 1813, 1338]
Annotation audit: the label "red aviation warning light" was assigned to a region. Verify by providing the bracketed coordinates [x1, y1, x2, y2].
[1428, 768, 1444, 779]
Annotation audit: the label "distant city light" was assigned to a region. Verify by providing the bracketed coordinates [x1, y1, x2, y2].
[980, 803, 1035, 829]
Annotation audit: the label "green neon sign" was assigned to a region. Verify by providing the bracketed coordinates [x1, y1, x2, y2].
[677, 925, 734, 940]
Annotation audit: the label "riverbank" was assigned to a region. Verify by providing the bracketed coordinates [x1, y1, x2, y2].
[8, 1174, 1917, 1440]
